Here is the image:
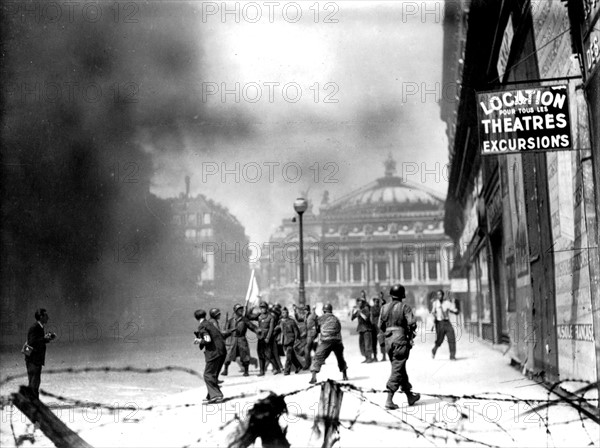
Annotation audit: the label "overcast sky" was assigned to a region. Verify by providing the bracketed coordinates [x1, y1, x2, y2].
[149, 1, 448, 243]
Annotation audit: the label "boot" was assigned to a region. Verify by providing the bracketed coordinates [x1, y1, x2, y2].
[243, 364, 249, 377]
[221, 363, 229, 376]
[385, 392, 399, 410]
[257, 359, 266, 376]
[406, 391, 421, 406]
[309, 372, 317, 384]
[380, 352, 387, 362]
[342, 369, 348, 381]
[431, 346, 437, 359]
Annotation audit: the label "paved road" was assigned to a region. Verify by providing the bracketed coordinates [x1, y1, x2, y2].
[1, 320, 598, 447]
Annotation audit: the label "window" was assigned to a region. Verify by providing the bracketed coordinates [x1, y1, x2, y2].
[187, 214, 196, 225]
[402, 261, 412, 281]
[203, 213, 211, 224]
[185, 229, 196, 239]
[200, 228, 213, 238]
[427, 260, 438, 280]
[326, 263, 338, 283]
[376, 261, 388, 281]
[352, 263, 362, 282]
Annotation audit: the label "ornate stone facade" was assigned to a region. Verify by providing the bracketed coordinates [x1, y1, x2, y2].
[259, 156, 452, 312]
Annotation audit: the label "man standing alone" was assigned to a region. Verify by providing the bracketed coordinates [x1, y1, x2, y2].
[24, 309, 56, 399]
[379, 285, 420, 409]
[431, 290, 458, 360]
[351, 297, 374, 363]
[194, 309, 226, 404]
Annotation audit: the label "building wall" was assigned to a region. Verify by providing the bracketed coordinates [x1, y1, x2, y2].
[442, 0, 599, 385]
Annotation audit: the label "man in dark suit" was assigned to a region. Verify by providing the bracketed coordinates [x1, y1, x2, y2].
[194, 309, 227, 404]
[25, 308, 56, 399]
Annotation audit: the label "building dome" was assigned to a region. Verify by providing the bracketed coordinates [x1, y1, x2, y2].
[321, 155, 444, 216]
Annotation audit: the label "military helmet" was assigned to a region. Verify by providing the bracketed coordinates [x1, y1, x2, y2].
[389, 284, 406, 299]
[233, 303, 244, 312]
[323, 303, 333, 312]
[259, 301, 268, 309]
[209, 308, 221, 318]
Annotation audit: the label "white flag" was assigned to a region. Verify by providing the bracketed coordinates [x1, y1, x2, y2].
[244, 269, 261, 310]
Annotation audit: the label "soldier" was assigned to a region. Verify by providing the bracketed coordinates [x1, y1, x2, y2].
[208, 308, 229, 382]
[379, 284, 420, 409]
[351, 297, 374, 363]
[308, 303, 348, 384]
[194, 309, 226, 404]
[270, 304, 284, 371]
[276, 307, 304, 375]
[371, 297, 386, 362]
[208, 308, 222, 330]
[304, 305, 318, 370]
[222, 304, 258, 377]
[256, 302, 281, 376]
[292, 304, 308, 365]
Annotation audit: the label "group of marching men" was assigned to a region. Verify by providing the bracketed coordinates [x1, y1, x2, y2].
[194, 283, 426, 408]
[193, 299, 350, 404]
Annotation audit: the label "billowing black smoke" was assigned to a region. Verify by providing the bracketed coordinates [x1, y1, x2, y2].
[1, 2, 251, 344]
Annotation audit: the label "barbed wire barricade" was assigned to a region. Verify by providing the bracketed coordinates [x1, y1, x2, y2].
[0, 365, 598, 447]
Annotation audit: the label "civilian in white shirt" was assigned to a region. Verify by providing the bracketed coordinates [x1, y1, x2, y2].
[430, 290, 458, 360]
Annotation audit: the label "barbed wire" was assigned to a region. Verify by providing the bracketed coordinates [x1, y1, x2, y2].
[2, 364, 597, 448]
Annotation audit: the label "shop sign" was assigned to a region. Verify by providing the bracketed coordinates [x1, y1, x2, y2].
[497, 15, 514, 81]
[583, 24, 600, 80]
[556, 324, 594, 342]
[477, 85, 572, 155]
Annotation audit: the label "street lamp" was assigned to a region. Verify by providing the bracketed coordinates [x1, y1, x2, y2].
[293, 197, 308, 306]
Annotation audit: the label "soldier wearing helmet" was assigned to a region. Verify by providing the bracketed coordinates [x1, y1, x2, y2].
[379, 284, 420, 409]
[255, 301, 281, 376]
[208, 308, 222, 329]
[222, 303, 258, 377]
[308, 303, 348, 384]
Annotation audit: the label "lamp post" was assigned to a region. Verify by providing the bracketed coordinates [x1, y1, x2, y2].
[293, 197, 308, 306]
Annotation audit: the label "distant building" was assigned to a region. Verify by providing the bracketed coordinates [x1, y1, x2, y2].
[170, 176, 249, 300]
[259, 156, 452, 313]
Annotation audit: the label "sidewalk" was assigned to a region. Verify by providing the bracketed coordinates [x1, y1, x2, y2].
[2, 327, 598, 447]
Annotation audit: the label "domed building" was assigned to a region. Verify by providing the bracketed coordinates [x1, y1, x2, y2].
[259, 155, 453, 313]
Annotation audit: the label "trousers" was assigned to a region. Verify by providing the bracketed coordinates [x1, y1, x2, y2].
[204, 354, 226, 399]
[26, 361, 42, 399]
[358, 331, 373, 358]
[385, 347, 413, 394]
[304, 331, 317, 368]
[283, 343, 303, 373]
[310, 339, 347, 373]
[433, 320, 456, 358]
